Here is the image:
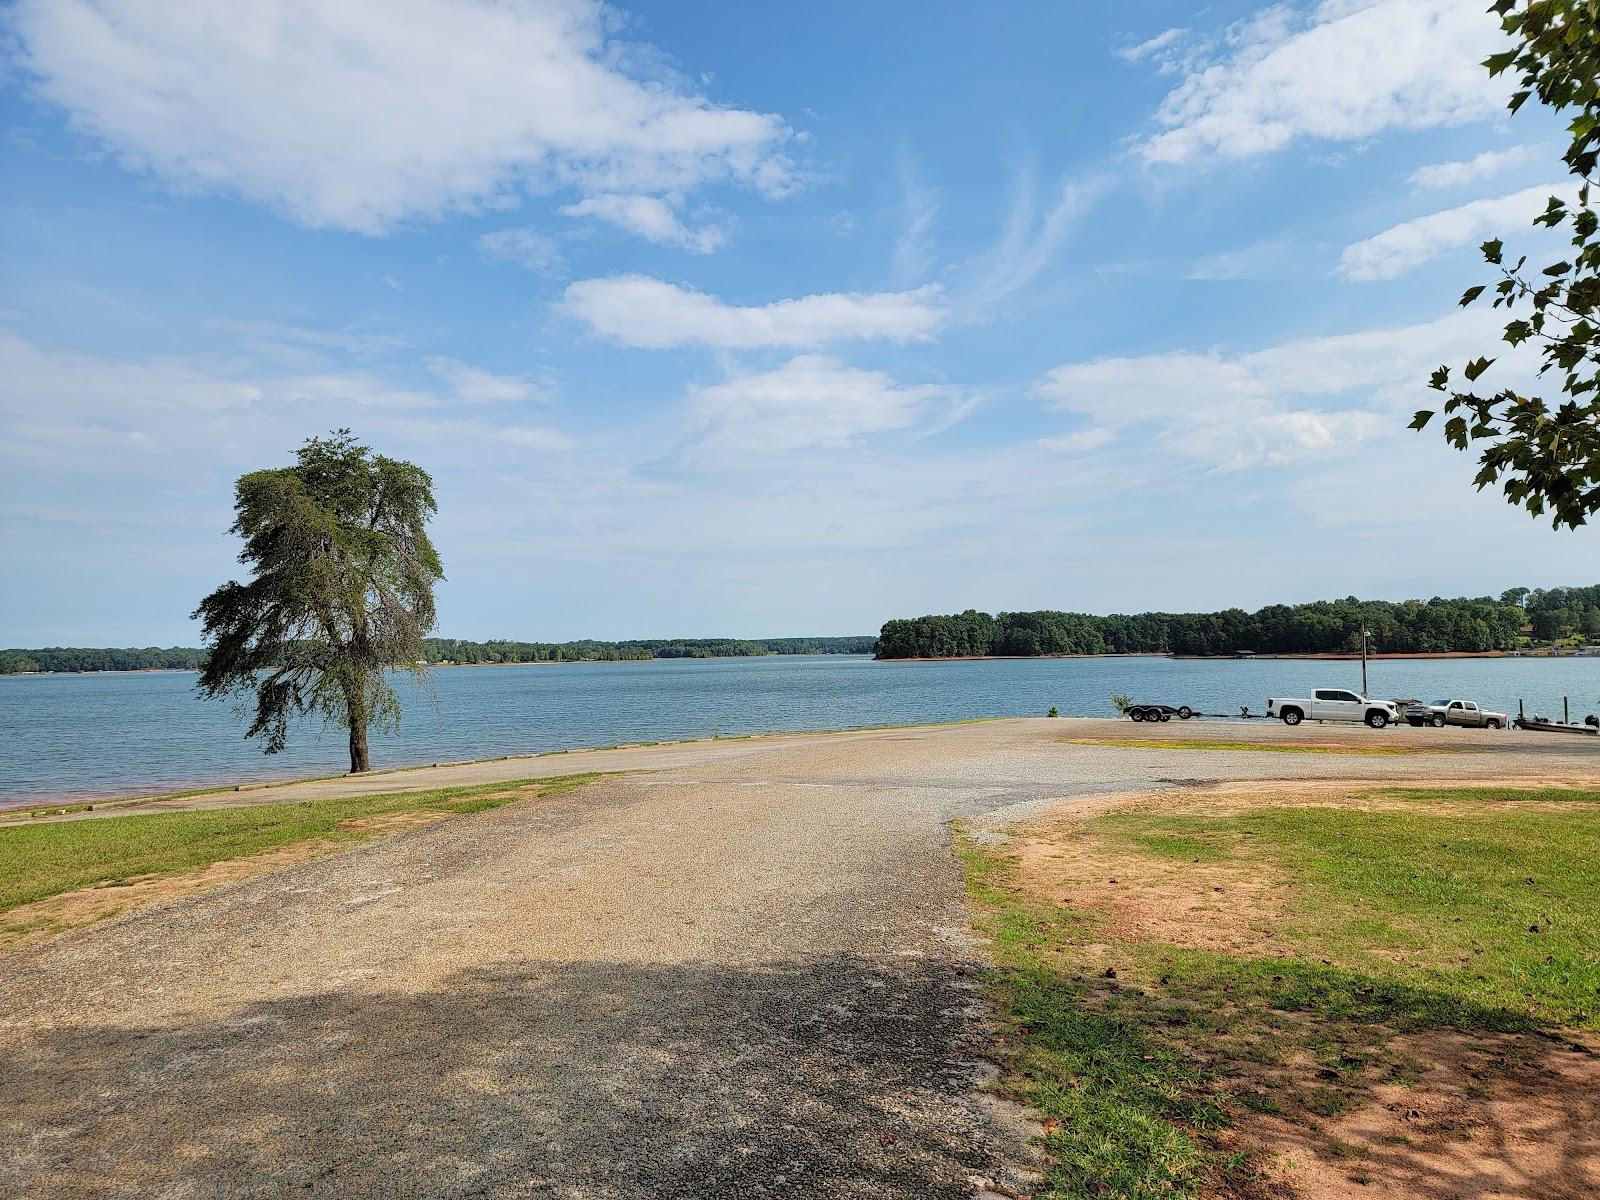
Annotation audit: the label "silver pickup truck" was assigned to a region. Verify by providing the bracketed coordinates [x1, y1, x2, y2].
[1404, 699, 1507, 729]
[1267, 690, 1399, 728]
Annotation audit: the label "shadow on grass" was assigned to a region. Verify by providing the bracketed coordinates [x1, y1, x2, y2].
[985, 936, 1592, 1200]
[1, 954, 1022, 1200]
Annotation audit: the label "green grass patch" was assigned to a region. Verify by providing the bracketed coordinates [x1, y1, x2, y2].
[955, 785, 1600, 1198]
[1362, 784, 1600, 805]
[1092, 797, 1600, 1028]
[1065, 737, 1426, 755]
[0, 774, 600, 916]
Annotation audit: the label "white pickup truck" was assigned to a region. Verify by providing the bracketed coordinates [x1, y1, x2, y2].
[1404, 699, 1508, 729]
[1267, 689, 1400, 729]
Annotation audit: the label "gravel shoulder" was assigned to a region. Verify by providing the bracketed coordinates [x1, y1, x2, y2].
[2, 718, 1593, 1197]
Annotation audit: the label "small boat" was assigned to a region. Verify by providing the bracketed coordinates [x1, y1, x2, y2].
[1514, 715, 1599, 736]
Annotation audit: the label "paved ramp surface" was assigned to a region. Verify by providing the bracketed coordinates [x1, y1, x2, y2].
[2, 719, 1593, 1197]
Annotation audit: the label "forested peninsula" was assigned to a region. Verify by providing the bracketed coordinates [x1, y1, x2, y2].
[872, 587, 1600, 660]
[0, 635, 874, 675]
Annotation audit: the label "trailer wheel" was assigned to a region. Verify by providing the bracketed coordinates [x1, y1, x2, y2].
[1177, 706, 1193, 720]
[1158, 711, 1172, 722]
[1128, 708, 1145, 722]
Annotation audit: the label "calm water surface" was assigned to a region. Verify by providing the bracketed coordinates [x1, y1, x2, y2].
[4, 654, 1599, 803]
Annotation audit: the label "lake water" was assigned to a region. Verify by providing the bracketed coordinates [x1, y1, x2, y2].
[3, 654, 1599, 803]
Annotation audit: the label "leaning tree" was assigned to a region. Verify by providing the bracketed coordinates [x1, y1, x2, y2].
[194, 430, 444, 773]
[1415, 0, 1600, 529]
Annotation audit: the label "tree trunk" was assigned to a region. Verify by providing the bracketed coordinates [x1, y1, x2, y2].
[348, 719, 370, 774]
[343, 681, 371, 774]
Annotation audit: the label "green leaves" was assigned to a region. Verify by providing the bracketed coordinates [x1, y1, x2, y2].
[1418, 1, 1600, 531]
[193, 432, 444, 770]
[1484, 49, 1519, 76]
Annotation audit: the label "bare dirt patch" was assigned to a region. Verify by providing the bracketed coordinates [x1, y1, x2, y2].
[0, 810, 449, 953]
[1002, 780, 1600, 1200]
[1010, 799, 1291, 958]
[1244, 1029, 1600, 1199]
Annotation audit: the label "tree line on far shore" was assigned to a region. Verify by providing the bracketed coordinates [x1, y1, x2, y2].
[0, 635, 874, 675]
[872, 587, 1600, 660]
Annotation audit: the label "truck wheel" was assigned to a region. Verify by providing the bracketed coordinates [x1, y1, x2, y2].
[1281, 708, 1303, 726]
[1367, 710, 1390, 729]
[1485, 718, 1501, 730]
[1430, 713, 1446, 728]
[1178, 706, 1193, 719]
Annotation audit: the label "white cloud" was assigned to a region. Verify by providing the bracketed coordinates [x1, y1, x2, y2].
[423, 356, 547, 404]
[892, 157, 939, 285]
[561, 193, 725, 253]
[0, 331, 569, 480]
[1138, 0, 1507, 165]
[971, 171, 1105, 304]
[1408, 146, 1538, 190]
[1039, 427, 1116, 453]
[386, 417, 575, 452]
[10, 0, 793, 233]
[688, 355, 968, 452]
[477, 227, 564, 273]
[562, 276, 947, 349]
[1185, 236, 1305, 281]
[1032, 306, 1508, 468]
[1338, 183, 1573, 281]
[1117, 27, 1188, 71]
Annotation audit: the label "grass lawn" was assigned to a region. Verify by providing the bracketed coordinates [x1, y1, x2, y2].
[0, 774, 600, 918]
[957, 785, 1600, 1199]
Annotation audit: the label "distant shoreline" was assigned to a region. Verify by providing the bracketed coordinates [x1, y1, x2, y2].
[9, 649, 1599, 676]
[876, 650, 1585, 663]
[0, 652, 874, 678]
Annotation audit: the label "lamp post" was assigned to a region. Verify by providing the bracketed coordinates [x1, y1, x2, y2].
[1360, 628, 1370, 697]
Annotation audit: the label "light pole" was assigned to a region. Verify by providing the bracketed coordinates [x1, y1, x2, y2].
[1360, 628, 1370, 696]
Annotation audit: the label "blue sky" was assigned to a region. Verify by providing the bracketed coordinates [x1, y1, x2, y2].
[0, 0, 1592, 645]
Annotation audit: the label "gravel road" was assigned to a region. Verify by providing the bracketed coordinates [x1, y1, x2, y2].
[3, 718, 1594, 1197]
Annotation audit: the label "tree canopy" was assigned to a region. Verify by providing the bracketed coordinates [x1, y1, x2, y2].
[873, 587, 1600, 659]
[1414, 1, 1600, 528]
[192, 431, 443, 773]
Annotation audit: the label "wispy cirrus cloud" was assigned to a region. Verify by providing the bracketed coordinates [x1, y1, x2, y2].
[562, 276, 947, 349]
[423, 356, 548, 404]
[477, 227, 565, 273]
[892, 156, 940, 286]
[689, 355, 972, 452]
[969, 169, 1105, 305]
[1136, 0, 1507, 165]
[10, 0, 794, 233]
[561, 193, 726, 254]
[1338, 183, 1574, 281]
[1115, 27, 1189, 71]
[1408, 146, 1539, 190]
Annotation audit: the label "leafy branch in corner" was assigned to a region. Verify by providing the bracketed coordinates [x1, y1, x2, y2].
[1414, 1, 1600, 529]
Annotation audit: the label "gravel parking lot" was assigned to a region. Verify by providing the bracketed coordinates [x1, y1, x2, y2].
[3, 718, 1594, 1197]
